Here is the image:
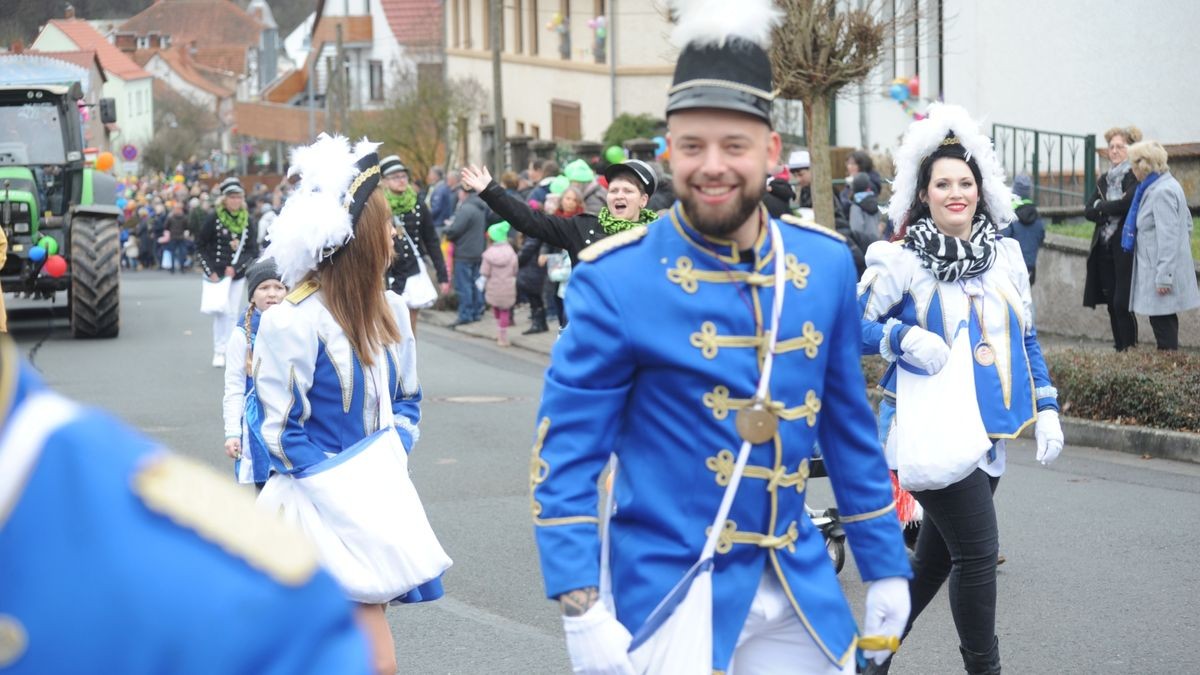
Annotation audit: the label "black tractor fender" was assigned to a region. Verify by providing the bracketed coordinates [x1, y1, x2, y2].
[88, 169, 118, 207]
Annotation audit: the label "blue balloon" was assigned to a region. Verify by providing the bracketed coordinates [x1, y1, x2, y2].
[889, 83, 909, 102]
[115, 183, 126, 195]
[653, 135, 667, 156]
[29, 245, 46, 262]
[116, 197, 128, 210]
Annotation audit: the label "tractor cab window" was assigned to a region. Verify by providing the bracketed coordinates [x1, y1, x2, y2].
[0, 103, 67, 166]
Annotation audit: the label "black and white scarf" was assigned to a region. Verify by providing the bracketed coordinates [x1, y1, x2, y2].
[903, 214, 997, 282]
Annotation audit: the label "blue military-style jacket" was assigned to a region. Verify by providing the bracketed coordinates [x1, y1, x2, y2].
[0, 338, 370, 674]
[531, 205, 911, 670]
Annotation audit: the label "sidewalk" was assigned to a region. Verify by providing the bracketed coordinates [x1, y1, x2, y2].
[420, 307, 557, 355]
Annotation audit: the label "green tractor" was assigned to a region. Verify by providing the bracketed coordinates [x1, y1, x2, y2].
[0, 80, 122, 338]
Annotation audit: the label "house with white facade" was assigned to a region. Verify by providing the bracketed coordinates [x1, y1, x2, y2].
[444, 0, 676, 165]
[139, 46, 237, 151]
[29, 9, 155, 158]
[802, 0, 1199, 206]
[237, 0, 445, 148]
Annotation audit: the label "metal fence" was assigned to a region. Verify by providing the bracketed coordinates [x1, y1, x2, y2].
[992, 124, 1096, 209]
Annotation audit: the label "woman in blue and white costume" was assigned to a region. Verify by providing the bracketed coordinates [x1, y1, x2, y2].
[857, 104, 1064, 675]
[252, 135, 445, 675]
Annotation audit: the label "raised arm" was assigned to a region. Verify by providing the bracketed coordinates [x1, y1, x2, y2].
[460, 164, 577, 251]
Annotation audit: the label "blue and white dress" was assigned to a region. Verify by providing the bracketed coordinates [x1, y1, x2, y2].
[252, 280, 442, 603]
[858, 238, 1060, 476]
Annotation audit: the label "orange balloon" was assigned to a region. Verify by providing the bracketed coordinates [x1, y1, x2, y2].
[95, 151, 115, 172]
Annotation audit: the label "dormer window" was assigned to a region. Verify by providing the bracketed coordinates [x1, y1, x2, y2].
[136, 36, 150, 49]
[160, 35, 171, 48]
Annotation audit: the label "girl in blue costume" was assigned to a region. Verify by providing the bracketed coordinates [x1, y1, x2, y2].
[253, 136, 447, 675]
[222, 257, 286, 490]
[858, 104, 1064, 674]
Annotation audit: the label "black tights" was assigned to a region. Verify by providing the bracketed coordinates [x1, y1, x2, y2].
[907, 469, 1000, 655]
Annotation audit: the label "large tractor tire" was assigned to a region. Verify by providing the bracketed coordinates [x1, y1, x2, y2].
[69, 216, 121, 338]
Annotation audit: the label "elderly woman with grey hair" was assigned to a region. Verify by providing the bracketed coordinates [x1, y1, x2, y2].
[1084, 126, 1142, 350]
[1123, 140, 1200, 350]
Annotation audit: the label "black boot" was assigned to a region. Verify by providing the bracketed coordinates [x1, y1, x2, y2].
[523, 308, 548, 335]
[959, 636, 1000, 674]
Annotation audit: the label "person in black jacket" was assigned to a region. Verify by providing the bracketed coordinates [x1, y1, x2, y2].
[1083, 125, 1142, 351]
[762, 168, 796, 218]
[197, 177, 258, 368]
[459, 159, 659, 266]
[517, 234, 549, 334]
[380, 156, 450, 334]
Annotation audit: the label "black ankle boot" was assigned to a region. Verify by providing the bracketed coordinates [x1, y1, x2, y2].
[959, 636, 1000, 674]
[523, 309, 548, 335]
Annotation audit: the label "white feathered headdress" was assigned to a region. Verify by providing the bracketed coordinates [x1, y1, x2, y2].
[264, 134, 381, 286]
[889, 103, 1014, 228]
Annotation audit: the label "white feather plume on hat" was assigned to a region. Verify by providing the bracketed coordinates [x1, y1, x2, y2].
[669, 0, 782, 49]
[889, 103, 1015, 229]
[265, 133, 380, 287]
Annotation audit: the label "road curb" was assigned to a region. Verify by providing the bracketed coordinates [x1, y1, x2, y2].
[423, 311, 1200, 464]
[1054, 417, 1200, 464]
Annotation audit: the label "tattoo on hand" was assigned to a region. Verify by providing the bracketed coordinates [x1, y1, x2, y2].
[560, 587, 599, 617]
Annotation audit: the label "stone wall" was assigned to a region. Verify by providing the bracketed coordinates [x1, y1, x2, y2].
[1032, 233, 1200, 348]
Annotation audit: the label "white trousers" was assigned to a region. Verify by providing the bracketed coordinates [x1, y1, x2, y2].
[727, 573, 855, 675]
[212, 312, 235, 356]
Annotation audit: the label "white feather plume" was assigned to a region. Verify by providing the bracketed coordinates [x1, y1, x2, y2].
[264, 133, 382, 287]
[889, 103, 1015, 228]
[669, 0, 783, 49]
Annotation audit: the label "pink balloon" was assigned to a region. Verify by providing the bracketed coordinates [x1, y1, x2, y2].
[908, 75, 920, 98]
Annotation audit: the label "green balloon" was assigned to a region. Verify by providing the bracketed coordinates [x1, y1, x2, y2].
[38, 236, 59, 255]
[604, 146, 625, 164]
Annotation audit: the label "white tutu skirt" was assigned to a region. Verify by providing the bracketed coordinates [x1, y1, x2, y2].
[257, 426, 452, 604]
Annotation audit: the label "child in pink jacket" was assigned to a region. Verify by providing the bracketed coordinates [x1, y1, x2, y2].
[479, 221, 518, 346]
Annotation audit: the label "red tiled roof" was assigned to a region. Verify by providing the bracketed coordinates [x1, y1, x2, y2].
[44, 19, 152, 80]
[119, 1, 262, 55]
[193, 45, 248, 75]
[379, 0, 444, 49]
[28, 50, 107, 84]
[154, 46, 235, 98]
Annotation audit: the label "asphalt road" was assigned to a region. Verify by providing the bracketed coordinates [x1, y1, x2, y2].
[9, 271, 1200, 674]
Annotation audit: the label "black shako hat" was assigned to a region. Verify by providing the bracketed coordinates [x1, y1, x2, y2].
[379, 155, 408, 177]
[603, 159, 657, 197]
[343, 152, 381, 232]
[667, 42, 775, 124]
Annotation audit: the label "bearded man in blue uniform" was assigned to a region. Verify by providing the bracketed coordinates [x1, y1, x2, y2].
[530, 2, 913, 674]
[0, 337, 370, 674]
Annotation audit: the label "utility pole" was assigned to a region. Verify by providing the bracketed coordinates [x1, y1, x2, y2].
[490, 0, 504, 176]
[334, 23, 346, 134]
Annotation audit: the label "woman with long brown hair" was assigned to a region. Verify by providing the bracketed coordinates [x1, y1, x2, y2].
[253, 135, 449, 675]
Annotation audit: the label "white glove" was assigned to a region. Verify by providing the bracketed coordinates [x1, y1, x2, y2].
[562, 603, 636, 675]
[899, 327, 950, 375]
[475, 275, 487, 292]
[1035, 409, 1064, 465]
[862, 576, 910, 665]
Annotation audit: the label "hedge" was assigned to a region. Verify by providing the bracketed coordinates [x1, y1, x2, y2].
[1044, 347, 1200, 433]
[860, 348, 1200, 434]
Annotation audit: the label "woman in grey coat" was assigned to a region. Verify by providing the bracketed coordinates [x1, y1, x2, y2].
[1125, 140, 1200, 349]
